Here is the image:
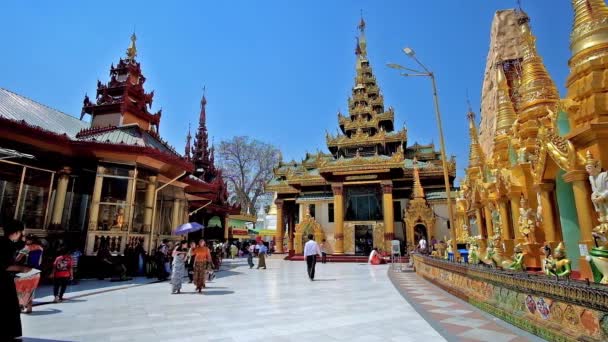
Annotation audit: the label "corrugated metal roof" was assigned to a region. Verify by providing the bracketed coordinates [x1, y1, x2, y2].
[0, 87, 88, 138]
[77, 125, 175, 154]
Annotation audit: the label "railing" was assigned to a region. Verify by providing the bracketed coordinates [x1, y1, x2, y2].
[413, 254, 608, 313]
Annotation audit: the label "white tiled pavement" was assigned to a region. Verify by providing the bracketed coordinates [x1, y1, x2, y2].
[22, 259, 445, 342]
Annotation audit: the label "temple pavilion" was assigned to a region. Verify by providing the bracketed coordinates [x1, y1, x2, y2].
[266, 18, 456, 255]
[0, 34, 238, 256]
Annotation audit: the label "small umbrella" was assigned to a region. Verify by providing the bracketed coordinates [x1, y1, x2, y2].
[174, 222, 204, 235]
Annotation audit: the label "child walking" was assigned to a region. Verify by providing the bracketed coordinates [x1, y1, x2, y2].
[52, 249, 73, 303]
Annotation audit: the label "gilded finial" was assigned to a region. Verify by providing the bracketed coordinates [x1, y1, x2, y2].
[126, 32, 137, 60]
[358, 10, 366, 32]
[466, 107, 485, 167]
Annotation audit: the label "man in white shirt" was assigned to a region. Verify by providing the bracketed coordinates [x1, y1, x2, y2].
[418, 237, 427, 254]
[303, 234, 322, 280]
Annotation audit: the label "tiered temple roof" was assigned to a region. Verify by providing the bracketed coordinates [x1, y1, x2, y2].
[81, 34, 162, 132]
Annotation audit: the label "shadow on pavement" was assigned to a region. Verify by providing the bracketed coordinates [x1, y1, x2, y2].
[22, 338, 76, 342]
[34, 277, 156, 301]
[24, 308, 62, 316]
[203, 290, 235, 296]
[313, 279, 337, 282]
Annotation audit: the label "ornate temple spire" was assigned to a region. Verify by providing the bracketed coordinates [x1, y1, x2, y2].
[192, 88, 217, 181]
[412, 158, 425, 199]
[493, 65, 517, 168]
[185, 123, 192, 161]
[517, 19, 559, 115]
[467, 109, 485, 168]
[570, 0, 608, 59]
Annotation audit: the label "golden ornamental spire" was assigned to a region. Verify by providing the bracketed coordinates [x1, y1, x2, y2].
[517, 20, 559, 115]
[412, 157, 425, 199]
[493, 66, 518, 168]
[495, 66, 517, 135]
[126, 33, 137, 61]
[570, 0, 608, 58]
[467, 109, 485, 168]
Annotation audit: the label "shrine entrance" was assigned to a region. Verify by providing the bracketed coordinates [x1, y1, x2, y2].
[355, 224, 373, 255]
[414, 224, 428, 246]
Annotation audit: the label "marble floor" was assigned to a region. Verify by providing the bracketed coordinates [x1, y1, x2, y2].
[22, 259, 445, 342]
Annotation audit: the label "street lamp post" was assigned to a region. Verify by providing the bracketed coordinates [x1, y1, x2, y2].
[388, 48, 456, 255]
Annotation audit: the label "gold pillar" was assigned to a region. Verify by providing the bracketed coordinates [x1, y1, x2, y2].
[51, 167, 71, 226]
[275, 200, 284, 253]
[381, 181, 394, 252]
[88, 166, 105, 231]
[499, 199, 514, 256]
[475, 207, 487, 252]
[483, 205, 493, 239]
[143, 176, 157, 233]
[537, 183, 559, 248]
[332, 183, 344, 255]
[124, 170, 136, 232]
[171, 199, 181, 234]
[563, 170, 595, 280]
[287, 213, 294, 252]
[298, 203, 305, 223]
[508, 192, 522, 243]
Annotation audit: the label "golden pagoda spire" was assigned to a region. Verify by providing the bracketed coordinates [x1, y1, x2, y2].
[412, 157, 425, 199]
[126, 33, 137, 61]
[494, 66, 517, 135]
[517, 19, 559, 115]
[467, 109, 485, 168]
[570, 0, 608, 59]
[493, 65, 518, 167]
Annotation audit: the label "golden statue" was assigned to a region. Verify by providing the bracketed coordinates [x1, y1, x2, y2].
[518, 196, 538, 244]
[586, 151, 608, 234]
[502, 243, 525, 271]
[543, 243, 571, 280]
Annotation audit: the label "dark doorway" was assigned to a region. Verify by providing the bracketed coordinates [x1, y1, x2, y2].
[355, 225, 373, 256]
[414, 224, 427, 246]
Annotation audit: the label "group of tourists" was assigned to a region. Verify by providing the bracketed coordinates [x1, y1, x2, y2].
[1, 220, 77, 340]
[164, 239, 216, 294]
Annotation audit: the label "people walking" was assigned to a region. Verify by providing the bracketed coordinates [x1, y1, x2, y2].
[304, 234, 322, 281]
[230, 243, 238, 259]
[1, 220, 30, 341]
[15, 234, 43, 313]
[52, 248, 74, 303]
[191, 240, 212, 293]
[257, 242, 267, 269]
[247, 243, 255, 268]
[156, 239, 169, 280]
[170, 241, 188, 294]
[320, 239, 329, 264]
[186, 241, 196, 283]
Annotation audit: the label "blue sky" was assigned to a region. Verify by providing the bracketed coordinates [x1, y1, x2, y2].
[0, 1, 573, 181]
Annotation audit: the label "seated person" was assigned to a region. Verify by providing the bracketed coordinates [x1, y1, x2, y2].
[368, 248, 386, 265]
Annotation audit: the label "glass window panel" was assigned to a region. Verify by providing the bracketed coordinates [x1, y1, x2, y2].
[0, 162, 23, 227]
[100, 177, 128, 204]
[97, 203, 127, 231]
[328, 203, 334, 223]
[17, 168, 52, 229]
[132, 180, 147, 233]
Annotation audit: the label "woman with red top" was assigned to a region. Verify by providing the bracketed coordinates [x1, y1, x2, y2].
[52, 249, 73, 303]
